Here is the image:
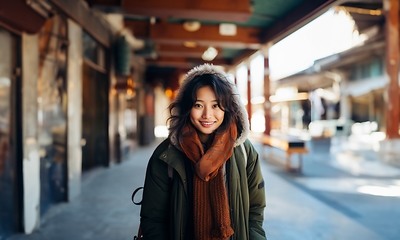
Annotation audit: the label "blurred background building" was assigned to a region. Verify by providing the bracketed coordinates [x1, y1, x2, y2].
[0, 0, 399, 238]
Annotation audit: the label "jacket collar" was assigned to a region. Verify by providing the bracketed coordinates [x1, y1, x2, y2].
[158, 143, 187, 180]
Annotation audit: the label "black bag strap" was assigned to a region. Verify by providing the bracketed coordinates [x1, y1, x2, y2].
[131, 187, 143, 205]
[132, 187, 143, 239]
[132, 165, 174, 239]
[133, 226, 142, 240]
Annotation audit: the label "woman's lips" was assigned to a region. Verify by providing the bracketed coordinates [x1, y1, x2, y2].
[200, 121, 214, 127]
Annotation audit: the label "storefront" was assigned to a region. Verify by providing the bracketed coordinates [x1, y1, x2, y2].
[0, 26, 22, 239]
[81, 30, 109, 169]
[37, 15, 69, 216]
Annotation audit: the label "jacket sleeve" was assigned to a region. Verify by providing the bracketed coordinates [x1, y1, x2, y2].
[140, 142, 171, 240]
[245, 140, 267, 239]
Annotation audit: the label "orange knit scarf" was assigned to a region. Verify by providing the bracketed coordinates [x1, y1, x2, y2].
[180, 123, 237, 240]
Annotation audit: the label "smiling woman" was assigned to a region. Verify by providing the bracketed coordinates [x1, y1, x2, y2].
[138, 64, 267, 240]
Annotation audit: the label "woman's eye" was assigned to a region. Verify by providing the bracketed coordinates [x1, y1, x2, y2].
[213, 104, 220, 109]
[193, 103, 202, 108]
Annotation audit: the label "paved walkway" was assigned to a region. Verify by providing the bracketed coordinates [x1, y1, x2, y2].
[7, 134, 397, 240]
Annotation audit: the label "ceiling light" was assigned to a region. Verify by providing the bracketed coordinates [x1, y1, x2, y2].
[150, 16, 156, 25]
[219, 23, 237, 36]
[183, 21, 201, 32]
[184, 41, 197, 48]
[202, 47, 218, 61]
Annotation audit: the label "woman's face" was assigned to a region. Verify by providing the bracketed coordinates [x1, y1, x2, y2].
[190, 85, 225, 143]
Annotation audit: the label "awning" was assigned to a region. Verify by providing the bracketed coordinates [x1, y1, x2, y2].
[272, 72, 335, 93]
[0, 0, 46, 34]
[270, 92, 309, 103]
[343, 76, 388, 97]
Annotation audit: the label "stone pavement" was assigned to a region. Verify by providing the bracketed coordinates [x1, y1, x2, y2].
[7, 134, 398, 240]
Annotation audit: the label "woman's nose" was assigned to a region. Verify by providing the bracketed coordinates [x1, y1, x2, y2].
[202, 107, 212, 119]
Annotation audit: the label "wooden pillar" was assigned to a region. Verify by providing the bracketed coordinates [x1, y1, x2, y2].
[261, 44, 272, 135]
[247, 63, 252, 130]
[384, 0, 400, 138]
[263, 56, 271, 135]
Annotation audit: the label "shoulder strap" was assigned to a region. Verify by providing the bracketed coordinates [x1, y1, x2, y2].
[168, 165, 174, 179]
[239, 142, 247, 166]
[132, 164, 173, 206]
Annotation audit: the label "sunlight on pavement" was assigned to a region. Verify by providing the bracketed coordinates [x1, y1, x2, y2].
[357, 185, 400, 197]
[294, 178, 400, 198]
[333, 152, 400, 177]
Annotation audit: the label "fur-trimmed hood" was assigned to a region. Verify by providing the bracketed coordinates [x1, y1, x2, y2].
[169, 63, 249, 148]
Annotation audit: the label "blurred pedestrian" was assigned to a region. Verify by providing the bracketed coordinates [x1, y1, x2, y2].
[139, 64, 267, 240]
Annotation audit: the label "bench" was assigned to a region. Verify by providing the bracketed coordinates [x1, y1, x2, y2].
[262, 134, 308, 172]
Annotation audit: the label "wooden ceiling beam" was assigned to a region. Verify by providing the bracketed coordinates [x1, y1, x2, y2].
[145, 56, 229, 68]
[85, 0, 121, 6]
[124, 20, 150, 38]
[124, 21, 261, 48]
[122, 0, 251, 22]
[155, 45, 222, 58]
[149, 22, 260, 48]
[157, 44, 209, 53]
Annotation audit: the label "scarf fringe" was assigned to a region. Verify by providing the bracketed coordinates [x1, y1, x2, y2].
[212, 225, 235, 239]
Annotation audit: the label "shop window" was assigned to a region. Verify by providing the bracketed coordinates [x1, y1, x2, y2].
[83, 31, 105, 69]
[349, 57, 384, 81]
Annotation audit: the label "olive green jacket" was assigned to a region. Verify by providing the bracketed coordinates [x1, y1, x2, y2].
[140, 138, 267, 240]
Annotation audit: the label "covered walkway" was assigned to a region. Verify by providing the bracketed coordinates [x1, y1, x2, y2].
[8, 134, 399, 240]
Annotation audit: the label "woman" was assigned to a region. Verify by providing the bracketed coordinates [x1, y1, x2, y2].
[140, 64, 267, 240]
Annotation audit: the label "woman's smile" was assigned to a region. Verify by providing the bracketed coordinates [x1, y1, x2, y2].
[199, 121, 215, 127]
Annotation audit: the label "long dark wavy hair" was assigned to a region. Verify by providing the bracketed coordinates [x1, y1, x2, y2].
[167, 74, 242, 139]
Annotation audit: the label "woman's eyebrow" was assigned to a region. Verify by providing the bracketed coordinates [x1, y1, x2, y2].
[195, 99, 218, 102]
